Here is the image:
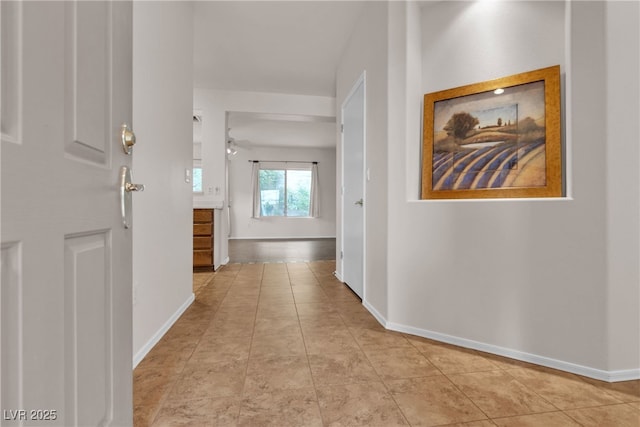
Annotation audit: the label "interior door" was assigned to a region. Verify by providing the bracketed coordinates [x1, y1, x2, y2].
[1, 2, 134, 425]
[341, 75, 365, 299]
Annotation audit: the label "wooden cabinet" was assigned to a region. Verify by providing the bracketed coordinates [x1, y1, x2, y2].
[193, 209, 214, 271]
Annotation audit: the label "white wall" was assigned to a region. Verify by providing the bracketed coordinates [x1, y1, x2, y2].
[229, 146, 336, 239]
[193, 89, 335, 265]
[132, 2, 194, 366]
[384, 0, 639, 380]
[605, 0, 640, 373]
[336, 1, 389, 318]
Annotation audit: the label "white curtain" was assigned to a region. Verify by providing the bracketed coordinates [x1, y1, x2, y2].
[309, 163, 320, 218]
[251, 161, 261, 218]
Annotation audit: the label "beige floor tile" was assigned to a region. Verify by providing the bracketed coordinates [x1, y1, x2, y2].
[507, 367, 622, 410]
[262, 265, 288, 275]
[258, 286, 293, 297]
[133, 368, 179, 427]
[331, 299, 367, 313]
[250, 332, 306, 358]
[303, 328, 361, 355]
[258, 293, 295, 305]
[216, 299, 259, 310]
[409, 339, 499, 374]
[301, 318, 347, 332]
[341, 313, 386, 330]
[323, 286, 361, 301]
[579, 378, 640, 403]
[492, 411, 580, 426]
[294, 289, 329, 303]
[365, 346, 440, 380]
[136, 343, 194, 375]
[170, 359, 248, 399]
[238, 388, 323, 427]
[308, 351, 379, 386]
[152, 395, 241, 427]
[253, 316, 301, 337]
[564, 403, 640, 427]
[141, 259, 639, 427]
[189, 335, 252, 364]
[296, 301, 339, 317]
[448, 421, 498, 427]
[244, 355, 314, 393]
[255, 302, 299, 319]
[316, 382, 408, 426]
[448, 370, 557, 418]
[207, 320, 255, 338]
[478, 352, 539, 371]
[260, 279, 291, 287]
[387, 376, 487, 426]
[350, 327, 413, 350]
[225, 286, 261, 296]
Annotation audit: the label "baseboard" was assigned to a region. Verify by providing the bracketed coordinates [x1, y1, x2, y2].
[605, 368, 640, 382]
[334, 271, 344, 282]
[216, 256, 230, 269]
[132, 293, 195, 369]
[387, 321, 640, 383]
[363, 300, 387, 328]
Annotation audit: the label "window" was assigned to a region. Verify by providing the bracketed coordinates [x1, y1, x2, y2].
[193, 141, 203, 194]
[192, 166, 203, 193]
[259, 168, 312, 217]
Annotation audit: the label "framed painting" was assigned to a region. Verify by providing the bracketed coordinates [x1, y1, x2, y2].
[422, 65, 562, 199]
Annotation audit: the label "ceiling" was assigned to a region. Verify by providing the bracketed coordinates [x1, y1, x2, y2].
[227, 112, 336, 149]
[193, 1, 365, 149]
[193, 1, 366, 97]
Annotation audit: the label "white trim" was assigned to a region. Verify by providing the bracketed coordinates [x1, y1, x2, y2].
[334, 271, 344, 282]
[363, 301, 387, 328]
[132, 293, 195, 369]
[387, 321, 640, 383]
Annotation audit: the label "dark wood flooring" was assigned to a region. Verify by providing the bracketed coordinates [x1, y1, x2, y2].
[228, 238, 336, 263]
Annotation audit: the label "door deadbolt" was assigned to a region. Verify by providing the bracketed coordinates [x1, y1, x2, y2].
[121, 123, 136, 155]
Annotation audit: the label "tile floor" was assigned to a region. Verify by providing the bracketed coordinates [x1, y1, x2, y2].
[134, 261, 640, 426]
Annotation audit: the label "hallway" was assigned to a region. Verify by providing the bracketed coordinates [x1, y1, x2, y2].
[134, 261, 640, 426]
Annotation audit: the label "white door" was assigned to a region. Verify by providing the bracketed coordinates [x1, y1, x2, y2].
[1, 2, 134, 425]
[341, 74, 365, 299]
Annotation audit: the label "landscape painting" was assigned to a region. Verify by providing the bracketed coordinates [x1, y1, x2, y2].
[422, 65, 562, 199]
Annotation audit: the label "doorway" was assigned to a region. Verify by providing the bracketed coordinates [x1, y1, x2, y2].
[341, 73, 366, 299]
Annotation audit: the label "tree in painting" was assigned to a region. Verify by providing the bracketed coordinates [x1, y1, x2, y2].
[443, 112, 479, 139]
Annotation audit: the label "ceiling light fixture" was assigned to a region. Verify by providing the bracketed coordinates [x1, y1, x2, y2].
[226, 139, 238, 157]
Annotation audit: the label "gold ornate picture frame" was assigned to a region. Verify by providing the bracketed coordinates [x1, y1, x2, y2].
[422, 65, 562, 199]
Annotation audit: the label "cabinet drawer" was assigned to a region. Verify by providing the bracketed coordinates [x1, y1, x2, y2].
[193, 209, 213, 223]
[193, 223, 212, 236]
[194, 236, 212, 250]
[193, 250, 213, 267]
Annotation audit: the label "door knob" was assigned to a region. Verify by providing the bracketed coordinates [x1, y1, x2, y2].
[355, 198, 363, 206]
[121, 123, 136, 155]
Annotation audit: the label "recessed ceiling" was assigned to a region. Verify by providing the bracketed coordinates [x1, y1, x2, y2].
[228, 112, 336, 149]
[193, 1, 366, 97]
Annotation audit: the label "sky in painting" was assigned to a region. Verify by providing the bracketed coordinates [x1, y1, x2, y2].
[433, 80, 545, 133]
